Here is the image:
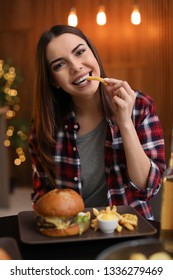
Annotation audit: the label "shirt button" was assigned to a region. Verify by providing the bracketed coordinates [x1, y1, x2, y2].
[64, 125, 68, 129]
[73, 147, 77, 151]
[74, 124, 78, 130]
[74, 177, 78, 182]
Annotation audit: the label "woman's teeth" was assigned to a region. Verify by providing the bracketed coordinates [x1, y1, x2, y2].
[74, 74, 89, 85]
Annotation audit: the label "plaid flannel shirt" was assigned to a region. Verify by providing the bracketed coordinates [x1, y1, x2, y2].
[29, 91, 166, 219]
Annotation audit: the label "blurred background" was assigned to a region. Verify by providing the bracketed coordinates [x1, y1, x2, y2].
[0, 0, 173, 213]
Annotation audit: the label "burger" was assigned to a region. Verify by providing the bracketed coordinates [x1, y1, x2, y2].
[34, 188, 91, 237]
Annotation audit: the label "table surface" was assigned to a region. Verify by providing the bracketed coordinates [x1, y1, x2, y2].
[0, 215, 160, 260]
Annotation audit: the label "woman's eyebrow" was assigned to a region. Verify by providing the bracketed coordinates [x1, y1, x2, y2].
[49, 43, 85, 67]
[71, 43, 84, 54]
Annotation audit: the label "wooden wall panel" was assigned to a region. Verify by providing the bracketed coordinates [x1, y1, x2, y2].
[0, 0, 172, 185]
[0, 0, 32, 30]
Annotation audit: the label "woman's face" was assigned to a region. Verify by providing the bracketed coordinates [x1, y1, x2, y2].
[46, 33, 101, 99]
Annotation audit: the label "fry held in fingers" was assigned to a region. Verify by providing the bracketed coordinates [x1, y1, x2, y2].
[86, 76, 107, 85]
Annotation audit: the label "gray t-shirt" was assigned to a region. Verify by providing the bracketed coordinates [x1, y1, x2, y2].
[77, 119, 108, 207]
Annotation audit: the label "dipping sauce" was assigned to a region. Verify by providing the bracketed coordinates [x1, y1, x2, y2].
[98, 213, 117, 221]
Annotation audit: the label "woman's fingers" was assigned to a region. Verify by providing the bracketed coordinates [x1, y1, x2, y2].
[104, 78, 135, 99]
[104, 78, 122, 84]
[122, 81, 135, 97]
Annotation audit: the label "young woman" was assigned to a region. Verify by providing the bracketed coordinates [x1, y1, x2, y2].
[28, 25, 166, 220]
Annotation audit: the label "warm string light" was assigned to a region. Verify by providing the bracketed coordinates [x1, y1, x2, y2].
[96, 5, 107, 26]
[131, 4, 141, 25]
[0, 60, 28, 166]
[68, 7, 78, 27]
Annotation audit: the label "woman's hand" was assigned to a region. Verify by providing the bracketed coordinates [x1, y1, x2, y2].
[104, 78, 136, 127]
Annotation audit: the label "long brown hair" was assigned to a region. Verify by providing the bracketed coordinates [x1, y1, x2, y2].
[32, 25, 113, 185]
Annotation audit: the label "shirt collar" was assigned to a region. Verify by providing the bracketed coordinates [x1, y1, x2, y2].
[63, 111, 116, 132]
[63, 111, 80, 132]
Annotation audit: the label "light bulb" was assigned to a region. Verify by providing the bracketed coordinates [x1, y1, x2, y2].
[131, 6, 141, 25]
[68, 7, 78, 27]
[96, 6, 107, 26]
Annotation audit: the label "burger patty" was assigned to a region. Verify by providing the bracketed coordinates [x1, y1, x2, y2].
[36, 216, 76, 230]
[36, 212, 90, 229]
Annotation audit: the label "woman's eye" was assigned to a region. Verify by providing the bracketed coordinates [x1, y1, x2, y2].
[76, 49, 86, 56]
[53, 61, 65, 71]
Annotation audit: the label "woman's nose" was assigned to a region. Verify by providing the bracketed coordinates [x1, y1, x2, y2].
[69, 60, 83, 74]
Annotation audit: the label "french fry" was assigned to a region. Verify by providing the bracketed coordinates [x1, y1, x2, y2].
[112, 205, 117, 214]
[115, 212, 124, 222]
[121, 214, 138, 226]
[106, 206, 111, 214]
[86, 76, 107, 85]
[93, 208, 100, 217]
[91, 218, 98, 231]
[116, 224, 123, 233]
[123, 222, 134, 231]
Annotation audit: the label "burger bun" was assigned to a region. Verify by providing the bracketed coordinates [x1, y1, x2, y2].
[34, 189, 90, 237]
[35, 188, 84, 217]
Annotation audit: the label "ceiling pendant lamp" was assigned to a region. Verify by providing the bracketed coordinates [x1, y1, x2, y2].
[96, 5, 107, 26]
[68, 7, 78, 27]
[131, 2, 141, 25]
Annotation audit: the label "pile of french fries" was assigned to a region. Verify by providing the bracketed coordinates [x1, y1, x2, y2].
[91, 205, 138, 233]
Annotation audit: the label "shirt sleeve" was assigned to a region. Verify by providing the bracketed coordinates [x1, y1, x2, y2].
[28, 125, 54, 204]
[127, 92, 166, 200]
